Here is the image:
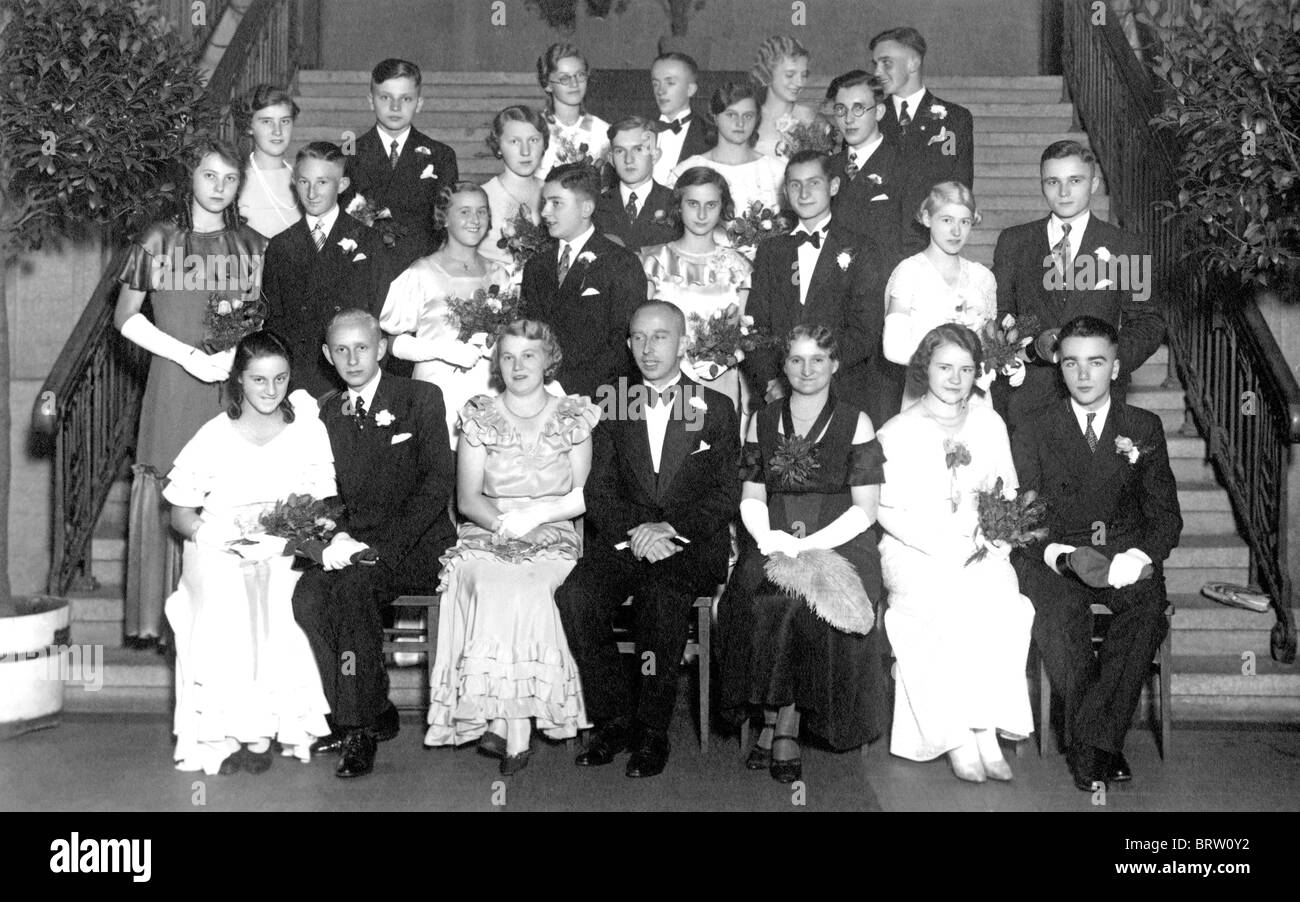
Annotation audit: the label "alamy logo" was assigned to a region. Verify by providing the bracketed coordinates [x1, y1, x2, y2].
[593, 379, 707, 431]
[147, 249, 264, 293]
[49, 833, 151, 882]
[1, 643, 103, 690]
[1041, 249, 1151, 302]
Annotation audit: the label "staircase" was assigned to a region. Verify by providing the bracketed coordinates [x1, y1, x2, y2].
[64, 72, 1297, 722]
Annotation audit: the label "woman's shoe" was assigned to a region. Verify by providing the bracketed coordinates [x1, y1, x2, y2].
[974, 728, 1012, 781]
[241, 744, 274, 775]
[983, 757, 1013, 782]
[947, 747, 986, 783]
[745, 724, 774, 771]
[769, 734, 802, 784]
[478, 731, 507, 760]
[499, 746, 535, 777]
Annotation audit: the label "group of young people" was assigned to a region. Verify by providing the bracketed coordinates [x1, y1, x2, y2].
[113, 24, 1182, 796]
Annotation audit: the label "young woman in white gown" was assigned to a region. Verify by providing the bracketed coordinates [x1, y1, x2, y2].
[750, 35, 820, 161]
[164, 331, 333, 776]
[876, 323, 1034, 783]
[380, 182, 512, 447]
[237, 85, 300, 240]
[534, 43, 610, 180]
[480, 105, 547, 281]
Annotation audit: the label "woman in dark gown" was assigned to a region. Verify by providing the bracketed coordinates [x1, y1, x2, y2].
[720, 325, 888, 783]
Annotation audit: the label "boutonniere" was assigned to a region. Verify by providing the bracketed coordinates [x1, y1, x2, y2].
[652, 209, 668, 225]
[1114, 435, 1144, 465]
[930, 103, 948, 120]
[374, 409, 395, 427]
[943, 438, 972, 513]
[688, 396, 708, 412]
[836, 250, 853, 271]
[1095, 246, 1113, 262]
[337, 237, 358, 254]
[576, 251, 597, 266]
[414, 145, 432, 156]
[866, 173, 883, 185]
[419, 165, 437, 180]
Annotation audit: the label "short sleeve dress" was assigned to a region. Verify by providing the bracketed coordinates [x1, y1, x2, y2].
[719, 395, 889, 750]
[424, 394, 600, 746]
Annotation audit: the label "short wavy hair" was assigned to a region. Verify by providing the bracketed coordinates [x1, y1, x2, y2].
[536, 42, 590, 114]
[751, 35, 810, 87]
[783, 323, 839, 362]
[709, 81, 762, 148]
[486, 104, 550, 159]
[668, 166, 734, 233]
[489, 319, 563, 391]
[226, 330, 295, 421]
[907, 323, 984, 396]
[917, 180, 981, 226]
[236, 84, 300, 135]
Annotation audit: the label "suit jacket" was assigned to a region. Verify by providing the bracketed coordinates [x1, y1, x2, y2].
[519, 230, 648, 399]
[827, 140, 906, 273]
[341, 125, 459, 278]
[593, 180, 677, 253]
[655, 111, 712, 166]
[263, 211, 386, 397]
[879, 90, 975, 253]
[586, 375, 741, 584]
[992, 215, 1166, 427]
[1011, 399, 1182, 567]
[319, 374, 456, 588]
[742, 223, 889, 424]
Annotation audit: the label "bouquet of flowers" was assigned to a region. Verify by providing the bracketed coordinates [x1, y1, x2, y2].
[444, 283, 522, 347]
[497, 205, 552, 268]
[775, 117, 839, 157]
[965, 477, 1049, 566]
[724, 200, 794, 251]
[345, 192, 407, 248]
[550, 133, 598, 169]
[686, 302, 776, 379]
[978, 313, 1040, 375]
[202, 291, 266, 352]
[240, 493, 346, 565]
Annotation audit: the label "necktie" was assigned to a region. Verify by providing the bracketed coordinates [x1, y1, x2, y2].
[354, 394, 367, 429]
[389, 139, 400, 170]
[625, 191, 638, 220]
[657, 115, 691, 135]
[844, 152, 859, 180]
[1053, 222, 1073, 276]
[557, 243, 572, 284]
[794, 230, 822, 249]
[311, 220, 326, 251]
[898, 100, 912, 133]
[1085, 411, 1098, 453]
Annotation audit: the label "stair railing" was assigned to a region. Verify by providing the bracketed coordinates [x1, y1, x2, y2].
[1061, 0, 1298, 663]
[30, 0, 304, 597]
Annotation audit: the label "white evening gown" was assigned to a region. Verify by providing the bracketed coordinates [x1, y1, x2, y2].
[876, 403, 1034, 762]
[163, 391, 334, 774]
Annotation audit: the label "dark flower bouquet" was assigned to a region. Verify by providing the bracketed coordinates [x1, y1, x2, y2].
[345, 192, 407, 248]
[686, 302, 777, 378]
[965, 477, 1049, 566]
[550, 133, 597, 168]
[497, 205, 552, 268]
[724, 200, 794, 251]
[978, 313, 1041, 375]
[769, 433, 821, 488]
[202, 291, 266, 352]
[775, 118, 839, 157]
[232, 494, 346, 565]
[445, 283, 522, 347]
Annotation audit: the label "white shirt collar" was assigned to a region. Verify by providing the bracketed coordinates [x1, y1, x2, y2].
[644, 370, 683, 394]
[847, 134, 884, 163]
[1049, 210, 1091, 245]
[892, 86, 927, 119]
[306, 205, 340, 240]
[559, 224, 597, 264]
[620, 177, 654, 207]
[659, 109, 691, 125]
[376, 125, 412, 158]
[793, 213, 832, 237]
[349, 370, 383, 411]
[1070, 394, 1111, 438]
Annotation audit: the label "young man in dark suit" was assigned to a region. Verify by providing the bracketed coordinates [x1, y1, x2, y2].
[649, 52, 710, 186]
[291, 309, 456, 778]
[992, 140, 1165, 434]
[556, 301, 740, 778]
[520, 163, 648, 399]
[263, 142, 385, 398]
[742, 150, 890, 425]
[594, 116, 676, 253]
[870, 26, 975, 253]
[1011, 316, 1182, 792]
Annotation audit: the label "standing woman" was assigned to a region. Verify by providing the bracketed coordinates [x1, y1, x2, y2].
[114, 138, 268, 649]
[379, 182, 512, 447]
[720, 325, 889, 783]
[641, 166, 752, 411]
[237, 84, 301, 240]
[751, 35, 818, 161]
[535, 44, 610, 180]
[480, 105, 548, 279]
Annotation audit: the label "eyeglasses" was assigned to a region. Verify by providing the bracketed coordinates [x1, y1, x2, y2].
[549, 72, 589, 88]
[831, 102, 876, 120]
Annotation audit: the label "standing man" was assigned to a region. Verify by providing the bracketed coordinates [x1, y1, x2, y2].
[650, 52, 710, 186]
[594, 116, 676, 253]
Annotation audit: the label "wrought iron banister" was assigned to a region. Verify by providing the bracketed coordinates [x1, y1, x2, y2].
[1062, 0, 1297, 663]
[32, 0, 303, 596]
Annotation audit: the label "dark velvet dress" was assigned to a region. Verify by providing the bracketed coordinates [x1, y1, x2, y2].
[719, 396, 888, 750]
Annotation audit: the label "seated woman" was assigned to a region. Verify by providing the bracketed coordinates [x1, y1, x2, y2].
[642, 165, 753, 411]
[380, 181, 512, 447]
[164, 331, 333, 776]
[480, 105, 548, 280]
[720, 325, 888, 784]
[424, 320, 598, 776]
[876, 323, 1034, 783]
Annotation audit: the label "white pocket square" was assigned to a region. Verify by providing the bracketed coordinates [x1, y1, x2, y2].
[581, 287, 601, 296]
[353, 252, 367, 262]
[390, 432, 412, 445]
[870, 194, 889, 201]
[692, 441, 711, 454]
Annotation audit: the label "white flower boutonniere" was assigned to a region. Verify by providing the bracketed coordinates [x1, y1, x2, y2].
[374, 409, 395, 427]
[930, 103, 948, 119]
[1095, 246, 1113, 262]
[338, 238, 358, 253]
[837, 250, 853, 271]
[419, 165, 437, 180]
[414, 145, 432, 156]
[866, 173, 883, 185]
[576, 251, 597, 266]
[688, 396, 708, 412]
[1115, 436, 1141, 465]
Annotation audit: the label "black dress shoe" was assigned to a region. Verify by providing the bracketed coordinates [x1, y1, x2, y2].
[575, 721, 631, 767]
[500, 742, 536, 777]
[336, 730, 377, 778]
[372, 703, 400, 742]
[310, 732, 344, 756]
[241, 744, 274, 775]
[625, 727, 670, 779]
[1109, 752, 1133, 783]
[1067, 743, 1110, 792]
[478, 731, 507, 760]
[217, 752, 241, 775]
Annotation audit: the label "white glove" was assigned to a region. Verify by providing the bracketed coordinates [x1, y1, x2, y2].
[390, 334, 440, 362]
[322, 535, 370, 571]
[182, 348, 234, 383]
[443, 339, 486, 369]
[759, 529, 803, 558]
[193, 520, 242, 549]
[121, 313, 228, 382]
[496, 508, 544, 541]
[882, 311, 915, 365]
[1001, 359, 1027, 387]
[466, 331, 491, 348]
[976, 531, 1013, 560]
[1043, 542, 1077, 574]
[1107, 550, 1147, 588]
[974, 367, 997, 395]
[740, 497, 798, 557]
[800, 505, 871, 551]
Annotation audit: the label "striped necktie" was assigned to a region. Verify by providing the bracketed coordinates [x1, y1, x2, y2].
[1054, 222, 1073, 276]
[557, 243, 572, 285]
[312, 220, 326, 251]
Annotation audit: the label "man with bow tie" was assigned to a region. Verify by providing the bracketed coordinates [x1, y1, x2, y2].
[650, 52, 711, 186]
[291, 309, 456, 778]
[742, 150, 890, 426]
[556, 300, 739, 778]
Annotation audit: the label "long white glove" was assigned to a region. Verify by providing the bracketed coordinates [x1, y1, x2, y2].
[1108, 549, 1149, 588]
[496, 508, 545, 541]
[974, 367, 997, 396]
[121, 313, 231, 383]
[1001, 359, 1027, 387]
[322, 534, 370, 571]
[798, 504, 871, 551]
[193, 519, 242, 549]
[391, 334, 483, 369]
[740, 497, 802, 557]
[882, 311, 916, 365]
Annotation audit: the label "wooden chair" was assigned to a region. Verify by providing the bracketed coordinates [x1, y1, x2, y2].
[383, 595, 440, 713]
[1035, 602, 1174, 758]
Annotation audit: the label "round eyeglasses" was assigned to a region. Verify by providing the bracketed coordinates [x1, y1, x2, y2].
[549, 72, 589, 88]
[831, 102, 875, 120]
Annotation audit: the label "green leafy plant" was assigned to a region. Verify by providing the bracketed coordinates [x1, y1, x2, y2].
[1137, 0, 1300, 291]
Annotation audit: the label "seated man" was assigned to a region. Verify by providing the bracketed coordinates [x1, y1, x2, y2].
[1011, 315, 1183, 791]
[292, 309, 456, 778]
[555, 301, 739, 778]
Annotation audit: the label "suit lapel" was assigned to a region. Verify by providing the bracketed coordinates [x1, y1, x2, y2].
[1047, 400, 1091, 478]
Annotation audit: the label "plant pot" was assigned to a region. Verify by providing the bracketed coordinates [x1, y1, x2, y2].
[0, 596, 71, 740]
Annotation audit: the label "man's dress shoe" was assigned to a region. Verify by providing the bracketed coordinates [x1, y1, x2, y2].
[575, 721, 631, 767]
[336, 730, 377, 778]
[625, 728, 670, 779]
[310, 732, 344, 756]
[372, 703, 400, 742]
[1067, 743, 1110, 792]
[1109, 752, 1133, 783]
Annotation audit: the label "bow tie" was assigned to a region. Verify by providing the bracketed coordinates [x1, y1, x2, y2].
[657, 115, 691, 135]
[793, 230, 824, 249]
